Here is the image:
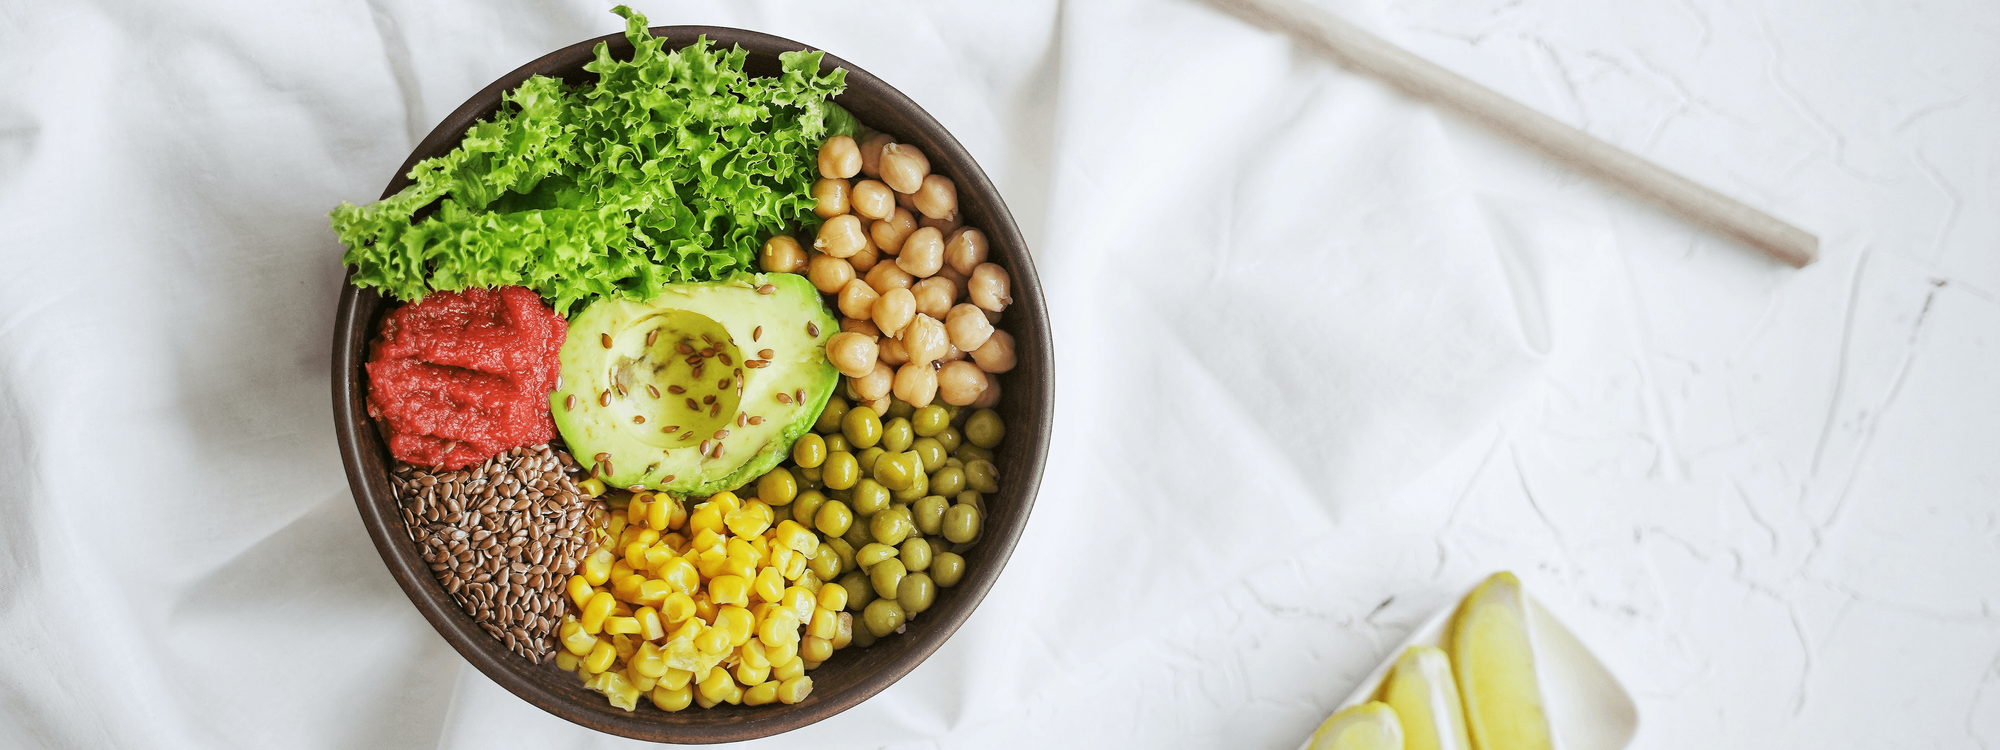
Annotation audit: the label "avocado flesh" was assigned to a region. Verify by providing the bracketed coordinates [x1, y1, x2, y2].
[552, 273, 837, 496]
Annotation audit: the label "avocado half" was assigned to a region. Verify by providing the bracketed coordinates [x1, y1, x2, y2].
[551, 273, 838, 496]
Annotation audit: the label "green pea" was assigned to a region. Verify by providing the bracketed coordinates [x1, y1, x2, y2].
[850, 478, 891, 517]
[912, 405, 950, 437]
[857, 447, 887, 479]
[863, 598, 906, 638]
[851, 621, 878, 648]
[965, 460, 999, 493]
[814, 500, 853, 538]
[914, 495, 949, 536]
[929, 466, 966, 497]
[827, 538, 856, 572]
[931, 552, 965, 587]
[757, 467, 798, 506]
[824, 433, 850, 454]
[791, 434, 827, 469]
[797, 464, 823, 488]
[936, 426, 963, 453]
[897, 572, 937, 614]
[870, 558, 907, 600]
[856, 541, 899, 570]
[771, 503, 793, 524]
[911, 437, 947, 472]
[966, 408, 1005, 448]
[943, 503, 981, 544]
[888, 398, 918, 420]
[842, 406, 883, 450]
[842, 517, 875, 549]
[839, 571, 875, 612]
[872, 507, 914, 546]
[892, 463, 929, 502]
[955, 490, 985, 515]
[792, 491, 827, 531]
[900, 537, 933, 572]
[873, 451, 917, 492]
[881, 417, 915, 453]
[956, 444, 993, 464]
[828, 486, 853, 504]
[821, 451, 859, 490]
[816, 396, 849, 434]
[809, 542, 842, 579]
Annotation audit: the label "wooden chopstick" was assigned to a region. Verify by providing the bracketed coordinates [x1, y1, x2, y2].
[1211, 0, 1819, 267]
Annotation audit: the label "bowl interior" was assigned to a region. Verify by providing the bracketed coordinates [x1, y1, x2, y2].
[332, 25, 1051, 744]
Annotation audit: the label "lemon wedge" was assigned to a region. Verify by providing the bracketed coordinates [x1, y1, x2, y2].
[1448, 572, 1554, 750]
[1308, 701, 1405, 750]
[1381, 646, 1472, 750]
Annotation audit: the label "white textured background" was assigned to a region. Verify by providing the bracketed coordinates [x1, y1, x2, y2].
[0, 0, 1995, 747]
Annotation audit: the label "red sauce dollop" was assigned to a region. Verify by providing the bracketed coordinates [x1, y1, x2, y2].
[366, 286, 567, 470]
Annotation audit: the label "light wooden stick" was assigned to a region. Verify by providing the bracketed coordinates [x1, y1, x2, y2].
[1212, 0, 1818, 267]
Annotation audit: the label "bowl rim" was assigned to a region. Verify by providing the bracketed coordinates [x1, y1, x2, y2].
[331, 24, 1053, 743]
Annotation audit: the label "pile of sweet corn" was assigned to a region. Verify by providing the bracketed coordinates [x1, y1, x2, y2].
[553, 489, 854, 711]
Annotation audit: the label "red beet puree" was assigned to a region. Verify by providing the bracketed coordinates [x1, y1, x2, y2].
[366, 286, 566, 470]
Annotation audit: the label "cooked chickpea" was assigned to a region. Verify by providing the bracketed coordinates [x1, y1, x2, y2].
[910, 276, 956, 319]
[871, 288, 917, 337]
[970, 375, 1001, 409]
[918, 212, 960, 234]
[879, 143, 931, 194]
[837, 279, 880, 320]
[878, 336, 911, 366]
[934, 264, 970, 299]
[851, 179, 895, 221]
[825, 333, 878, 378]
[968, 262, 1011, 312]
[870, 209, 916, 256]
[892, 362, 940, 408]
[818, 135, 861, 179]
[970, 328, 1016, 373]
[853, 360, 894, 401]
[912, 174, 956, 219]
[812, 178, 851, 219]
[944, 228, 988, 276]
[840, 317, 882, 338]
[864, 260, 914, 294]
[847, 238, 880, 273]
[937, 361, 989, 406]
[761, 235, 807, 273]
[940, 344, 966, 363]
[896, 227, 945, 278]
[857, 133, 894, 178]
[900, 314, 949, 366]
[945, 303, 995, 352]
[807, 254, 856, 295]
[815, 215, 867, 259]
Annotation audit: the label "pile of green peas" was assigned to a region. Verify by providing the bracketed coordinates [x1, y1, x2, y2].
[747, 396, 1006, 648]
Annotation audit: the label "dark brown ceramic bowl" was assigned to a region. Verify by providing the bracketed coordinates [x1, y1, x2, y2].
[331, 25, 1051, 744]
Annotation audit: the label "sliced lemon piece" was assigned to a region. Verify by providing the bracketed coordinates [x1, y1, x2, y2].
[1308, 701, 1404, 750]
[1449, 572, 1554, 750]
[1382, 646, 1472, 750]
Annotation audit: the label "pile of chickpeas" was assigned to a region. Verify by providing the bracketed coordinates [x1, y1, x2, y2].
[758, 134, 1019, 412]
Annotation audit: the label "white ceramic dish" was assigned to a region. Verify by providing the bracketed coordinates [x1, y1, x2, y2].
[1299, 578, 1639, 750]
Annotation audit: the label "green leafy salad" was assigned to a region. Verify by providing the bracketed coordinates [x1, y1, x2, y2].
[330, 6, 858, 315]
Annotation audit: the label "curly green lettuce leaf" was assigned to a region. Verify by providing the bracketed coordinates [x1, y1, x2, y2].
[330, 5, 847, 316]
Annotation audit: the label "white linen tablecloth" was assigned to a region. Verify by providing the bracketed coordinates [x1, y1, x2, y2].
[2, 0, 1996, 747]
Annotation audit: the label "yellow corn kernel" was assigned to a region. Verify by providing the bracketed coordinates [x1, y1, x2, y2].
[662, 592, 697, 624]
[782, 586, 817, 624]
[721, 678, 745, 705]
[642, 544, 676, 572]
[580, 591, 616, 634]
[691, 528, 726, 553]
[624, 541, 651, 570]
[582, 548, 615, 586]
[697, 665, 734, 703]
[689, 503, 727, 535]
[781, 550, 809, 581]
[816, 584, 848, 614]
[831, 612, 854, 649]
[725, 504, 772, 538]
[773, 656, 805, 683]
[632, 528, 660, 549]
[669, 618, 703, 644]
[776, 675, 813, 704]
[740, 639, 772, 670]
[719, 606, 757, 647]
[734, 659, 771, 687]
[555, 650, 581, 672]
[613, 573, 646, 603]
[798, 569, 823, 592]
[610, 600, 633, 617]
[583, 640, 616, 673]
[708, 575, 750, 607]
[751, 534, 771, 559]
[628, 494, 650, 526]
[610, 557, 635, 582]
[744, 681, 780, 706]
[613, 633, 638, 660]
[604, 616, 642, 636]
[766, 637, 798, 669]
[659, 666, 695, 691]
[724, 556, 758, 581]
[606, 512, 628, 538]
[753, 567, 786, 603]
[566, 574, 594, 608]
[774, 520, 818, 554]
[803, 659, 823, 671]
[758, 609, 801, 648]
[663, 531, 689, 552]
[636, 606, 666, 640]
[658, 558, 699, 594]
[645, 495, 669, 530]
[599, 669, 642, 711]
[710, 490, 742, 513]
[801, 635, 833, 663]
[585, 670, 613, 691]
[695, 692, 719, 710]
[726, 537, 764, 566]
[808, 607, 839, 640]
[560, 624, 596, 656]
[631, 641, 668, 679]
[692, 593, 718, 623]
[770, 546, 798, 577]
[637, 578, 673, 608]
[651, 683, 693, 712]
[579, 477, 606, 497]
[626, 662, 657, 693]
[694, 553, 728, 580]
[695, 627, 731, 656]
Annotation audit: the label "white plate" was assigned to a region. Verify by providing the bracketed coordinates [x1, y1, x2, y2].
[1299, 578, 1639, 750]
